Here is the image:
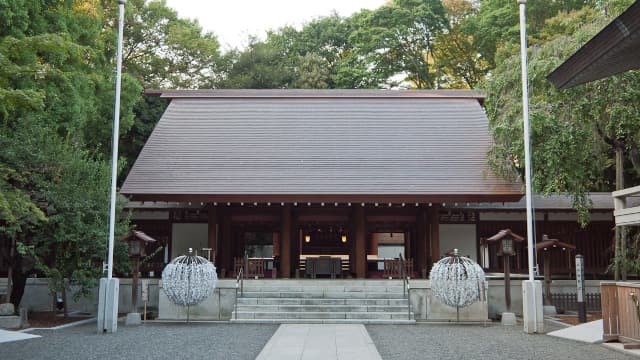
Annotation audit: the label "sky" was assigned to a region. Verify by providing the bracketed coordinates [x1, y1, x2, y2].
[164, 0, 388, 50]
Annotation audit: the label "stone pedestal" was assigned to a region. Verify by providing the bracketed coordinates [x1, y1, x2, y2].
[522, 280, 544, 334]
[125, 312, 142, 326]
[0, 315, 20, 329]
[97, 278, 119, 333]
[501, 312, 517, 326]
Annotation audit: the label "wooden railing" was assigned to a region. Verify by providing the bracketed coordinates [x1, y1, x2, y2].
[613, 184, 640, 226]
[234, 257, 266, 278]
[383, 258, 414, 279]
[601, 281, 640, 343]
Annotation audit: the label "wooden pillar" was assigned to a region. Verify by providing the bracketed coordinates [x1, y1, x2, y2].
[615, 145, 624, 281]
[543, 251, 552, 305]
[281, 205, 292, 278]
[220, 210, 232, 277]
[367, 233, 378, 255]
[416, 208, 427, 278]
[428, 205, 440, 268]
[504, 255, 512, 311]
[354, 206, 366, 278]
[404, 231, 411, 261]
[207, 206, 218, 263]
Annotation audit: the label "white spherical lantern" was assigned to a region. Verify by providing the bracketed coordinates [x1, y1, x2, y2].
[162, 249, 217, 306]
[430, 249, 486, 308]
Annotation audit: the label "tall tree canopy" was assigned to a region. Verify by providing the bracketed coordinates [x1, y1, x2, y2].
[484, 4, 640, 225]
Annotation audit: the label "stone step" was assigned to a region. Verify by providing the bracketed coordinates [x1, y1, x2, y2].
[240, 285, 406, 293]
[232, 311, 412, 320]
[239, 279, 409, 287]
[235, 304, 409, 313]
[240, 291, 405, 299]
[229, 318, 416, 324]
[237, 297, 408, 306]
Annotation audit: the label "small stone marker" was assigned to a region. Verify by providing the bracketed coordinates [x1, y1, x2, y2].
[19, 307, 29, 328]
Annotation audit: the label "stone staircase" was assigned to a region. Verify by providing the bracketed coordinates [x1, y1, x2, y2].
[231, 279, 415, 324]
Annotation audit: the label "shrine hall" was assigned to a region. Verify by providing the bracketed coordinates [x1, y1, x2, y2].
[120, 89, 614, 279]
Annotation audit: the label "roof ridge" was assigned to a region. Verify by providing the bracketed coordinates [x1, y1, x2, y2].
[145, 89, 485, 101]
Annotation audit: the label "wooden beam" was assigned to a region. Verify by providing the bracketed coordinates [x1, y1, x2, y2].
[428, 205, 441, 271]
[354, 206, 366, 278]
[207, 206, 218, 263]
[404, 231, 411, 263]
[281, 205, 292, 278]
[220, 210, 232, 277]
[416, 208, 427, 278]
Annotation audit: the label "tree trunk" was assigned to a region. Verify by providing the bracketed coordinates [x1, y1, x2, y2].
[6, 238, 15, 303]
[614, 146, 624, 280]
[62, 281, 68, 318]
[10, 255, 27, 308]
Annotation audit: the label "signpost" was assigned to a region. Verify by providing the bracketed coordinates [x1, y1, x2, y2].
[576, 255, 587, 323]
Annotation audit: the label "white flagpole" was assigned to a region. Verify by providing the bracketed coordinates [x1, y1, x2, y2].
[518, 0, 540, 333]
[99, 0, 126, 334]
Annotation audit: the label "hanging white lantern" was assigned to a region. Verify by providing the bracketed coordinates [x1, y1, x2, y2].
[162, 249, 217, 306]
[430, 249, 486, 308]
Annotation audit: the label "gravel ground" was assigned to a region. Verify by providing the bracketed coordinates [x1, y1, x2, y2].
[4, 320, 635, 360]
[2, 322, 278, 360]
[367, 322, 635, 360]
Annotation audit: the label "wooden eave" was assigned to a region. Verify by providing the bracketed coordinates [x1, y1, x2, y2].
[548, 1, 640, 89]
[124, 193, 524, 203]
[484, 229, 525, 243]
[535, 239, 576, 251]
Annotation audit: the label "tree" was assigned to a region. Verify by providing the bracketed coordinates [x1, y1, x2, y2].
[108, 0, 223, 89]
[468, 0, 593, 69]
[0, 0, 138, 309]
[293, 53, 330, 89]
[484, 9, 640, 226]
[350, 0, 448, 88]
[220, 40, 293, 89]
[433, 0, 490, 88]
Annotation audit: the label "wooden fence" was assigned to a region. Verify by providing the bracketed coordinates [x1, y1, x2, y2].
[601, 282, 640, 343]
[550, 293, 601, 312]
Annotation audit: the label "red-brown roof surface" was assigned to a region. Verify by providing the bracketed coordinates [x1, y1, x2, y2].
[121, 90, 521, 202]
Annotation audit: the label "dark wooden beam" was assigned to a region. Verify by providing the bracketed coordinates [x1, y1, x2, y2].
[416, 207, 427, 277]
[220, 210, 232, 277]
[281, 205, 292, 278]
[207, 206, 218, 263]
[354, 206, 366, 278]
[429, 205, 441, 272]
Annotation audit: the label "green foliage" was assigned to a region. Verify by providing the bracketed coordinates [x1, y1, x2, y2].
[469, 0, 591, 69]
[433, 0, 490, 88]
[220, 40, 293, 88]
[118, 0, 222, 89]
[350, 0, 448, 88]
[484, 12, 640, 226]
[0, 0, 141, 305]
[293, 53, 330, 89]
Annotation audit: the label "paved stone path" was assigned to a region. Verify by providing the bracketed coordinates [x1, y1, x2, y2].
[0, 329, 40, 343]
[256, 324, 381, 360]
